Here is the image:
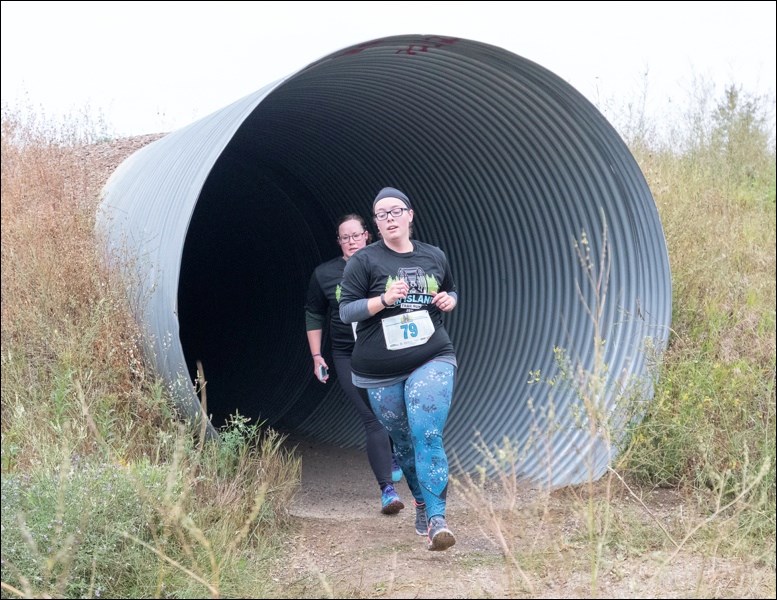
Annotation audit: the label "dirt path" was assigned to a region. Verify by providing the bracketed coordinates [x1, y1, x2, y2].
[274, 438, 774, 599]
[279, 437, 512, 598]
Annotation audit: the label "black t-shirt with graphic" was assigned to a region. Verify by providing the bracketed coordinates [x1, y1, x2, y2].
[340, 240, 457, 379]
[305, 256, 355, 356]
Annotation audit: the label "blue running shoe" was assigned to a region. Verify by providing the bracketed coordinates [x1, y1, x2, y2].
[391, 453, 403, 483]
[427, 515, 456, 551]
[380, 484, 404, 515]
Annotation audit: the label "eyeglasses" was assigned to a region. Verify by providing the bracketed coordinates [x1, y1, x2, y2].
[374, 207, 411, 221]
[338, 231, 367, 243]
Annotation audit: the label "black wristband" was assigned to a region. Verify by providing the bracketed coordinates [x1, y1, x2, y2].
[380, 293, 391, 308]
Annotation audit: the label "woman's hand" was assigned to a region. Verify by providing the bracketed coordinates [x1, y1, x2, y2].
[433, 291, 456, 312]
[313, 355, 329, 382]
[384, 280, 409, 305]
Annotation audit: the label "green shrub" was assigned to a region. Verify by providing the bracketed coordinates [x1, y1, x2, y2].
[1, 461, 167, 598]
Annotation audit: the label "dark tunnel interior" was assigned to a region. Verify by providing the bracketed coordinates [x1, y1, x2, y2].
[178, 160, 335, 430]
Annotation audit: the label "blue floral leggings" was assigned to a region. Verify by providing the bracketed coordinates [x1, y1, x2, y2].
[366, 361, 455, 519]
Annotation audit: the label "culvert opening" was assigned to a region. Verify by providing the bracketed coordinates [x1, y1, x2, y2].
[100, 35, 671, 487]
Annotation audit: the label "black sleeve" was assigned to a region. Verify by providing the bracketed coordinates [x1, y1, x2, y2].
[440, 252, 457, 295]
[305, 268, 328, 318]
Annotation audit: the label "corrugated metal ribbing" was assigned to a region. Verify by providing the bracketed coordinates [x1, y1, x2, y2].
[98, 35, 671, 487]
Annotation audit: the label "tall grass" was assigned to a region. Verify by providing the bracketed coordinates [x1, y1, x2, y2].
[1, 105, 301, 598]
[626, 84, 775, 539]
[1, 106, 166, 471]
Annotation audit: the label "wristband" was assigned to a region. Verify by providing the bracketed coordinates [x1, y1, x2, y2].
[380, 293, 391, 308]
[312, 353, 321, 357]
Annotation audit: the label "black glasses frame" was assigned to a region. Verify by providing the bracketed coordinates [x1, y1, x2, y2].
[374, 207, 410, 220]
[338, 231, 367, 243]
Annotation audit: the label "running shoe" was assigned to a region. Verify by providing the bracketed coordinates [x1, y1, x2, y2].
[380, 484, 404, 515]
[391, 453, 403, 482]
[414, 500, 427, 536]
[427, 515, 456, 551]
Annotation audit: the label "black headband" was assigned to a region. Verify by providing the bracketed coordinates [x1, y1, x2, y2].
[373, 187, 412, 210]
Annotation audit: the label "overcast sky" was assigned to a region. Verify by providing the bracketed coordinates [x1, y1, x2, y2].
[2, 1, 775, 137]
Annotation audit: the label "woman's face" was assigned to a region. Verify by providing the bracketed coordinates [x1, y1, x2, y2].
[338, 219, 369, 259]
[374, 198, 412, 244]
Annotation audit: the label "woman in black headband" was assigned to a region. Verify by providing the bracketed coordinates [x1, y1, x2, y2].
[340, 187, 459, 551]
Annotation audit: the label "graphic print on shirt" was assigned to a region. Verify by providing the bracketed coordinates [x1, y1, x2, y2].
[386, 268, 439, 310]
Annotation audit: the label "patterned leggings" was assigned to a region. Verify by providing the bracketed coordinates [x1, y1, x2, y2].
[366, 361, 455, 519]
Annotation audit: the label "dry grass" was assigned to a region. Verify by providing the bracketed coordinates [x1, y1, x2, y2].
[1, 108, 171, 471]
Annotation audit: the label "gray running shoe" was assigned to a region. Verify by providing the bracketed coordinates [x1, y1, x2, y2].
[414, 501, 427, 536]
[427, 515, 456, 551]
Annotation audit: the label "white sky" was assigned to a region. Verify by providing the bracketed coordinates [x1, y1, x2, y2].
[2, 0, 775, 137]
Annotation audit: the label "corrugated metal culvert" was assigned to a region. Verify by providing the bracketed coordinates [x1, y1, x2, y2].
[98, 34, 671, 487]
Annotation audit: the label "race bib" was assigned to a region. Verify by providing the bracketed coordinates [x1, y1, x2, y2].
[381, 311, 435, 350]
